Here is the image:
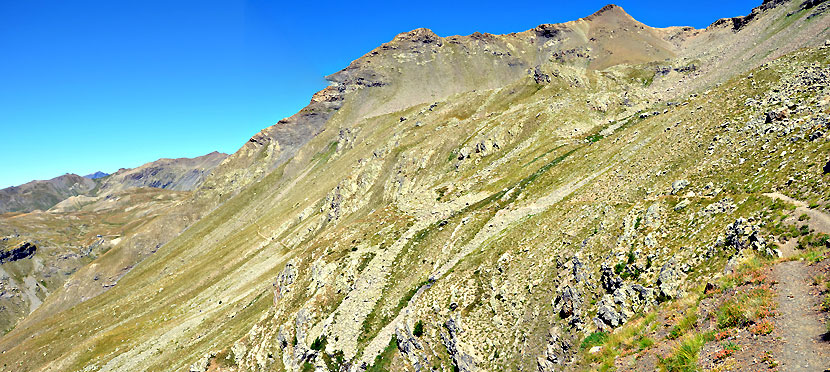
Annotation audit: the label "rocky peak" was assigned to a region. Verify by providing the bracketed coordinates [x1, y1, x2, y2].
[391, 28, 441, 44]
[584, 4, 627, 21]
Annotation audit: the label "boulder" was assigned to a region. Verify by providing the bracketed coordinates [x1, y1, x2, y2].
[765, 108, 788, 123]
[656, 260, 681, 301]
[671, 180, 689, 195]
[595, 295, 623, 328]
[674, 199, 691, 211]
[643, 203, 662, 228]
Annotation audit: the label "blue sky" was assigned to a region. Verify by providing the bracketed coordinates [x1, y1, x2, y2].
[0, 0, 760, 188]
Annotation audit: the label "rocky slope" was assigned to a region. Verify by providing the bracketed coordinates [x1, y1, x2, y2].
[0, 1, 828, 372]
[0, 187, 193, 333]
[0, 151, 227, 332]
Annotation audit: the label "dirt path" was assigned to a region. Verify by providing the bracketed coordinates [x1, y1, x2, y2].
[764, 192, 830, 371]
[773, 261, 830, 371]
[764, 192, 830, 234]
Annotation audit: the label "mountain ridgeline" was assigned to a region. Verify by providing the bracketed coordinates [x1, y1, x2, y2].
[0, 1, 829, 371]
[0, 151, 227, 214]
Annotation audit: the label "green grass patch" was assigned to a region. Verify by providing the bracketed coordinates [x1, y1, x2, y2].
[367, 335, 398, 372]
[580, 331, 609, 350]
[659, 332, 714, 372]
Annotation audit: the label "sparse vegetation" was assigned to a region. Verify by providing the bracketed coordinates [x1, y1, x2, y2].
[659, 332, 713, 372]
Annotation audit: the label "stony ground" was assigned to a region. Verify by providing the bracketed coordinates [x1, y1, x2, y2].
[772, 260, 830, 371]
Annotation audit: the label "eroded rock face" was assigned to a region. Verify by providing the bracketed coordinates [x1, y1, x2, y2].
[595, 279, 657, 329]
[721, 218, 779, 257]
[396, 323, 427, 372]
[537, 326, 571, 372]
[0, 242, 36, 264]
[441, 317, 477, 372]
[273, 259, 297, 304]
[553, 286, 583, 320]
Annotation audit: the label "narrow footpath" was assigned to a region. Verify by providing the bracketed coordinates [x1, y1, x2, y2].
[765, 193, 830, 372]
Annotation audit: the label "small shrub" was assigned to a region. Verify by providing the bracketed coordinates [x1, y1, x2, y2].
[713, 341, 739, 362]
[714, 329, 734, 341]
[717, 301, 748, 328]
[637, 336, 655, 350]
[668, 313, 698, 340]
[310, 334, 327, 351]
[799, 213, 810, 221]
[587, 133, 604, 143]
[749, 319, 774, 335]
[413, 320, 424, 337]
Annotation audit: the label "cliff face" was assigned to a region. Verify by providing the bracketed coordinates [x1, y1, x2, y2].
[0, 1, 828, 372]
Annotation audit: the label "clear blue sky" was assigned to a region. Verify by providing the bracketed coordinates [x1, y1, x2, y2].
[0, 0, 761, 188]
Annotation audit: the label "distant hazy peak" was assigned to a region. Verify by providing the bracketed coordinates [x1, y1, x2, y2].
[83, 171, 109, 180]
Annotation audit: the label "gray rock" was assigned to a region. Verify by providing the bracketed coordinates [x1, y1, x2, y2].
[674, 199, 691, 211]
[595, 295, 622, 328]
[441, 317, 476, 372]
[553, 285, 583, 320]
[600, 266, 622, 293]
[273, 259, 297, 304]
[643, 203, 662, 228]
[396, 324, 426, 372]
[723, 218, 778, 257]
[656, 259, 681, 301]
[671, 180, 689, 195]
[189, 352, 215, 372]
[536, 326, 571, 372]
[702, 198, 736, 215]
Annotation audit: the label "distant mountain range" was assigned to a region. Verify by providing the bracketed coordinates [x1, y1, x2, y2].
[0, 151, 227, 214]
